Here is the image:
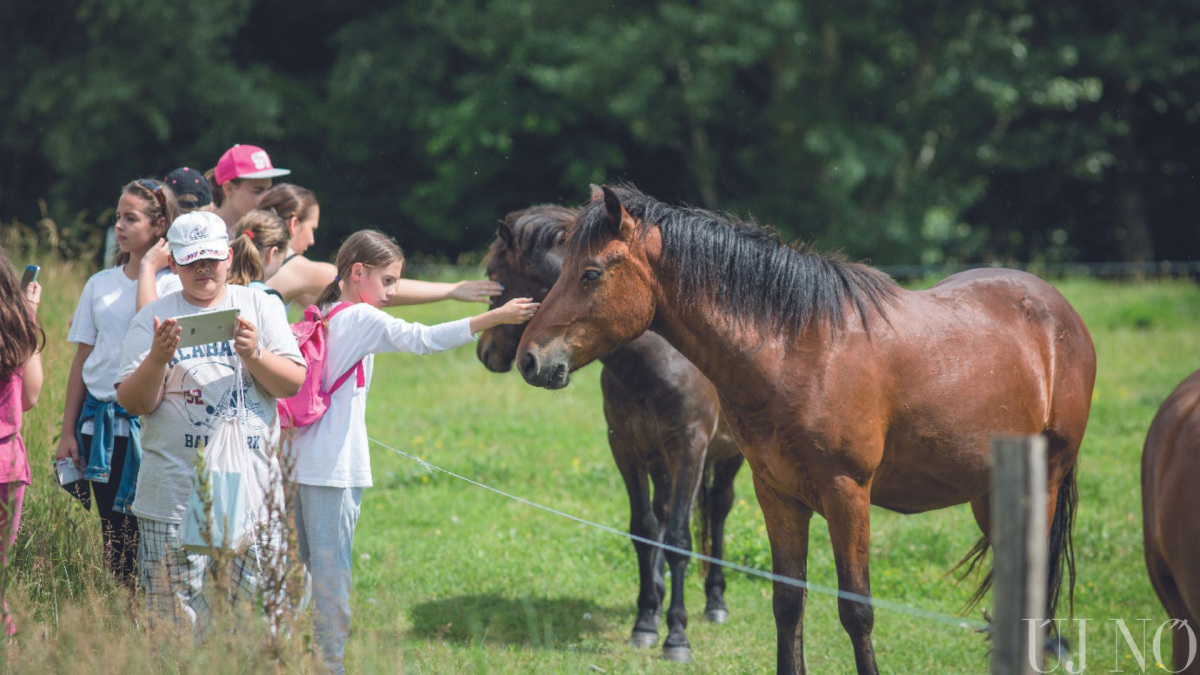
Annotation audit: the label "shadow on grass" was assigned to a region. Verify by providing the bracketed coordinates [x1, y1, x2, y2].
[408, 593, 620, 649]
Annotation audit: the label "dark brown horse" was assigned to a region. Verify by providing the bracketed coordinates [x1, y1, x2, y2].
[515, 185, 1096, 674]
[477, 205, 745, 662]
[1142, 369, 1200, 673]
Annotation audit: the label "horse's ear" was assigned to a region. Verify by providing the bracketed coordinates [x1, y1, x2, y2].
[588, 184, 604, 203]
[600, 185, 636, 242]
[497, 220, 515, 249]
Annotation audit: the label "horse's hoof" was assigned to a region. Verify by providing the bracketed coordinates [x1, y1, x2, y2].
[662, 646, 693, 663]
[629, 631, 658, 649]
[704, 608, 729, 624]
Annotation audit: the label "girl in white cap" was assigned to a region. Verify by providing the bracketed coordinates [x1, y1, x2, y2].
[115, 210, 305, 635]
[205, 144, 291, 236]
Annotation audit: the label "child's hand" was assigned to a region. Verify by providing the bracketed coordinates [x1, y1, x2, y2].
[234, 316, 261, 361]
[23, 281, 40, 315]
[494, 297, 540, 325]
[141, 239, 172, 273]
[55, 433, 81, 469]
[451, 280, 504, 304]
[150, 317, 181, 365]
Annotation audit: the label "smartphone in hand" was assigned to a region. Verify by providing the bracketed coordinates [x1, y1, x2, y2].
[20, 264, 39, 289]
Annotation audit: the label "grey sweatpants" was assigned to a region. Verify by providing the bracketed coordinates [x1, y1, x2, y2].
[293, 484, 362, 675]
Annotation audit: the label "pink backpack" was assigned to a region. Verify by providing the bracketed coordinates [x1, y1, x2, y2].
[278, 303, 364, 430]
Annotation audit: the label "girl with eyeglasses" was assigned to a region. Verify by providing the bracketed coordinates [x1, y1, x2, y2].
[56, 178, 181, 589]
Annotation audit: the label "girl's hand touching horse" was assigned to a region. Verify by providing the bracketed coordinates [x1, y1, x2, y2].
[469, 297, 539, 335]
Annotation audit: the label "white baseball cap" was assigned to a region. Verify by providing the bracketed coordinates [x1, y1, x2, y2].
[167, 212, 231, 265]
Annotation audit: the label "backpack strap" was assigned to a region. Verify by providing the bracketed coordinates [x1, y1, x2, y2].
[323, 302, 366, 394]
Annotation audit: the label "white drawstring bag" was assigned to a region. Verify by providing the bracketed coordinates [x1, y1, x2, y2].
[181, 359, 265, 555]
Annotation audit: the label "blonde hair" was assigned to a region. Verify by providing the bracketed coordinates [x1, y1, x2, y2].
[114, 179, 181, 266]
[315, 230, 405, 307]
[0, 246, 45, 380]
[228, 209, 291, 286]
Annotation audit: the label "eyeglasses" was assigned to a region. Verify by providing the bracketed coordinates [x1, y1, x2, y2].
[136, 178, 167, 212]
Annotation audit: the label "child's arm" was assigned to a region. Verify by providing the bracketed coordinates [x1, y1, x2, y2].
[116, 317, 179, 416]
[469, 297, 540, 335]
[57, 344, 92, 465]
[385, 279, 503, 306]
[234, 316, 306, 399]
[136, 240, 172, 311]
[19, 281, 42, 410]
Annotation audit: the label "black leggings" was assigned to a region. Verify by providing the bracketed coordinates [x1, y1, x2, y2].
[80, 434, 139, 589]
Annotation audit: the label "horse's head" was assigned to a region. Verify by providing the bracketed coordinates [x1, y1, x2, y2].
[476, 205, 575, 372]
[516, 185, 660, 389]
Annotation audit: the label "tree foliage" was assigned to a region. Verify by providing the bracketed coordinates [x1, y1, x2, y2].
[3, 0, 1197, 265]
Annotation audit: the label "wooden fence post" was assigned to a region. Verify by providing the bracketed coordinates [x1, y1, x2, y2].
[990, 434, 1048, 675]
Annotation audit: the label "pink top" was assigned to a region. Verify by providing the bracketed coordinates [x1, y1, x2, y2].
[0, 371, 30, 485]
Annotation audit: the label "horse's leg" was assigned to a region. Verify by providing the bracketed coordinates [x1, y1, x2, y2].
[649, 469, 671, 609]
[612, 443, 662, 648]
[659, 436, 709, 662]
[704, 454, 744, 623]
[753, 473, 814, 675]
[824, 477, 879, 675]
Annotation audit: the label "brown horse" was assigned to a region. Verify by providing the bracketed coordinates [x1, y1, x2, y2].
[1142, 369, 1200, 673]
[477, 204, 745, 662]
[515, 185, 1096, 674]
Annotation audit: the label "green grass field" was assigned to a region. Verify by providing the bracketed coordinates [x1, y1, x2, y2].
[3, 258, 1195, 673]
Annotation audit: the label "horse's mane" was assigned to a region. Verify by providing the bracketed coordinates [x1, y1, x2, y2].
[568, 185, 899, 337]
[485, 204, 579, 269]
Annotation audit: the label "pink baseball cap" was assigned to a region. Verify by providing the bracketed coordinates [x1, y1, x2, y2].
[213, 144, 291, 184]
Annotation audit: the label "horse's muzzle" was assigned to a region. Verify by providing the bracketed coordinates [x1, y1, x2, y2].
[518, 348, 571, 389]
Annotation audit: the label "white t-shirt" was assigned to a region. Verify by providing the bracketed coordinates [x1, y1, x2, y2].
[116, 285, 303, 524]
[289, 303, 475, 488]
[68, 267, 181, 436]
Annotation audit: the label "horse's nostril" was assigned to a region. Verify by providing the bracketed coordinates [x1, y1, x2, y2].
[519, 351, 538, 380]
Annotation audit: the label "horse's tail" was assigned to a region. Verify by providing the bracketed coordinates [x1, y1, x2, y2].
[954, 536, 993, 614]
[954, 466, 1079, 622]
[696, 461, 714, 577]
[1047, 466, 1078, 624]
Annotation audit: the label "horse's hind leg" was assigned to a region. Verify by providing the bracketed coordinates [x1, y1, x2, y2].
[612, 444, 662, 648]
[703, 454, 744, 624]
[659, 437, 709, 662]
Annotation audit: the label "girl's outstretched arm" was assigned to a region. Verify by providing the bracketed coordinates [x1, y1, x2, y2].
[386, 279, 503, 306]
[233, 316, 306, 399]
[469, 297, 540, 335]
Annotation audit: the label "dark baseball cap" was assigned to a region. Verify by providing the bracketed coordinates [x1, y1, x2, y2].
[163, 166, 213, 210]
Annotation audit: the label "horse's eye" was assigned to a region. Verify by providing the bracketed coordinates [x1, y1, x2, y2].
[581, 269, 601, 283]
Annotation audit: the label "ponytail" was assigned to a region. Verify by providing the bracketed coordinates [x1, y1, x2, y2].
[315, 230, 405, 308]
[205, 168, 242, 209]
[228, 209, 291, 285]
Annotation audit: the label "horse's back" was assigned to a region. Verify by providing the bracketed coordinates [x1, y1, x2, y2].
[859, 268, 1094, 509]
[1142, 369, 1200, 628]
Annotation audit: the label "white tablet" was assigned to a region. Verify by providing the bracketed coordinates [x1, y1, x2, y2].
[174, 308, 240, 348]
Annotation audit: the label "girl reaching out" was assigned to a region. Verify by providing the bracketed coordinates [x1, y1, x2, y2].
[258, 184, 502, 308]
[286, 230, 536, 674]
